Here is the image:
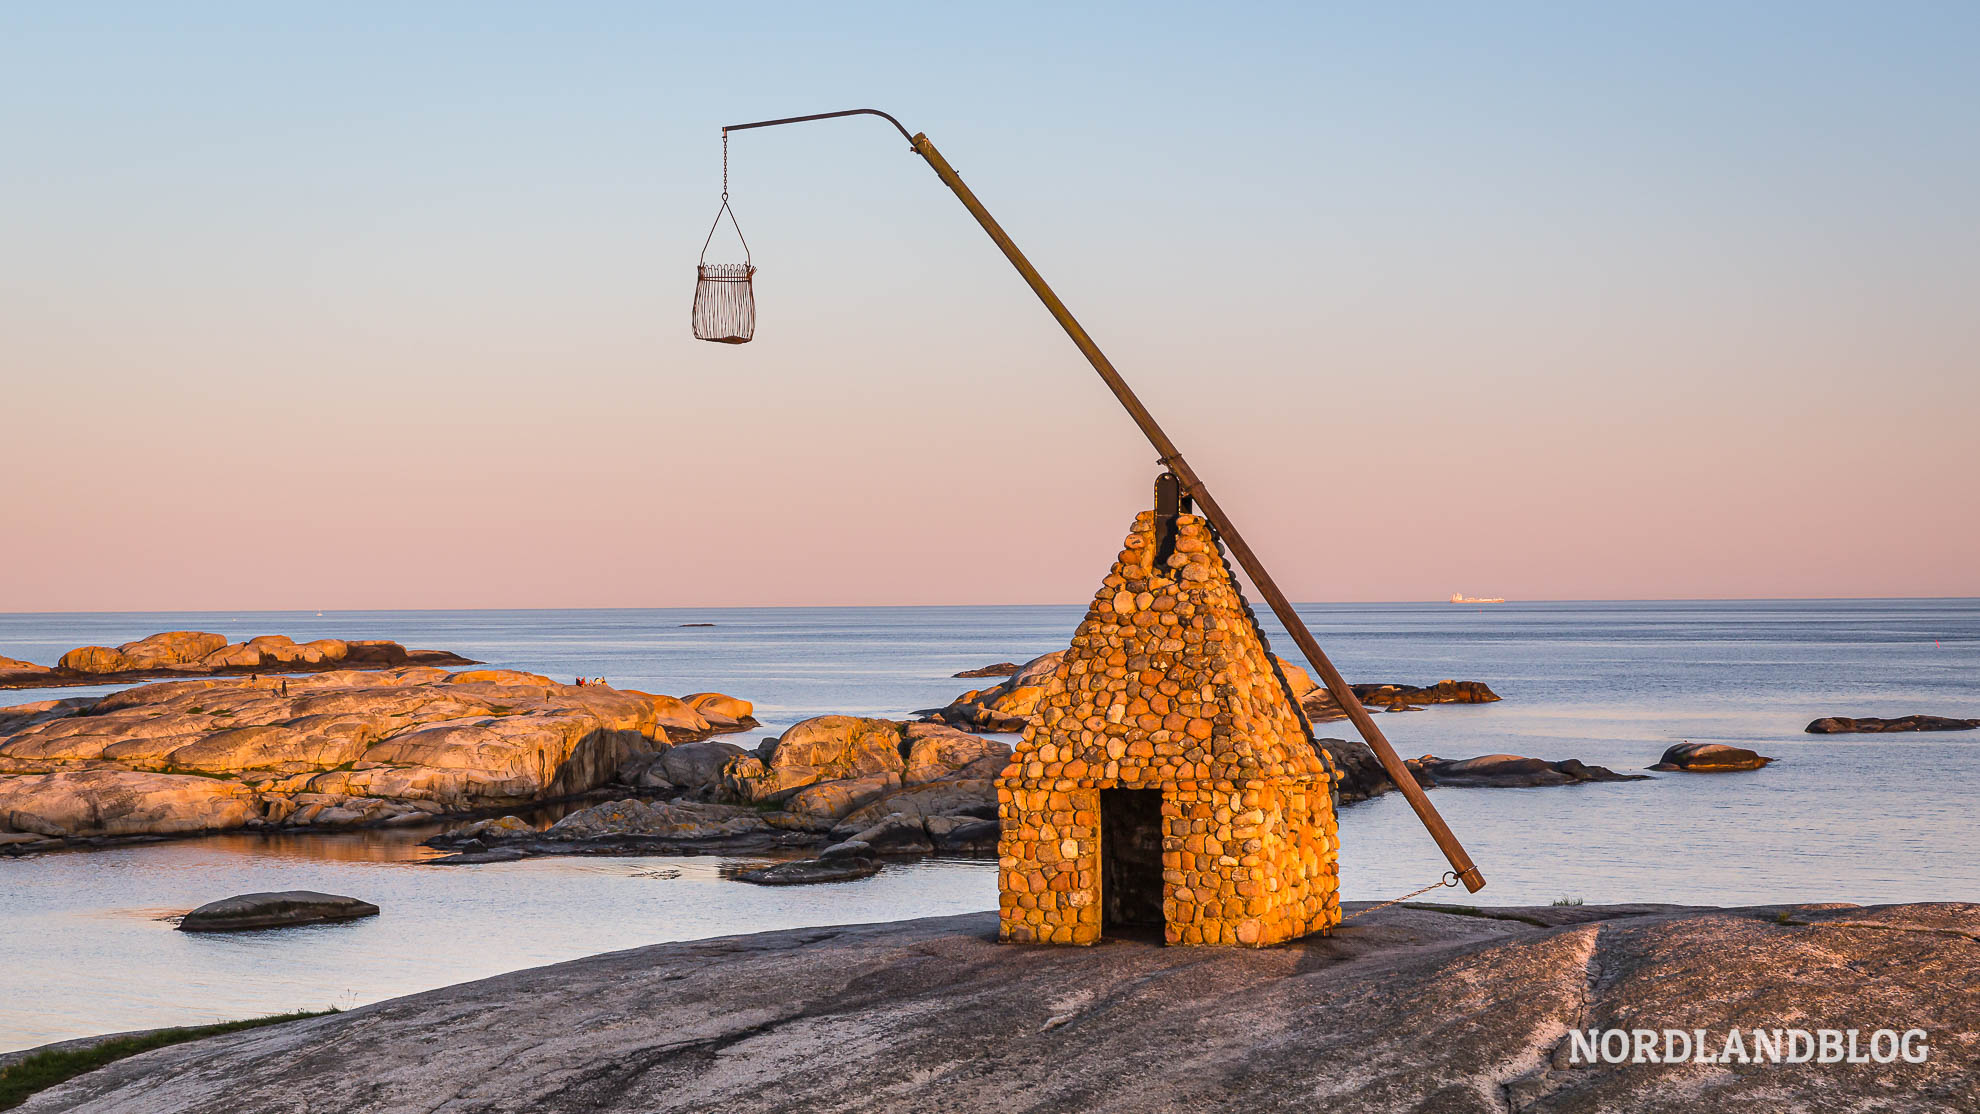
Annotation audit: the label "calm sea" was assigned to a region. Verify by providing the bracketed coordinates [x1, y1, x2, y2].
[2, 600, 1976, 1051]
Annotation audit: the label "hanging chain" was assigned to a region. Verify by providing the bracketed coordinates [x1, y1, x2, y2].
[1338, 871, 1461, 924]
[721, 131, 729, 200]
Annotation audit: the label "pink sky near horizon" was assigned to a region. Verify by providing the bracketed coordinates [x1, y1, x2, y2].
[3, 8, 1976, 613]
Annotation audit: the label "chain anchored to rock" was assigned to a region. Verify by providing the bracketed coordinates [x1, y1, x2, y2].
[1338, 871, 1462, 924]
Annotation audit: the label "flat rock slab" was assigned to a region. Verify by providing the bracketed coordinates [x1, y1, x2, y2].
[25, 902, 1976, 1112]
[1807, 715, 1980, 734]
[733, 857, 882, 885]
[177, 891, 379, 932]
[1415, 753, 1650, 787]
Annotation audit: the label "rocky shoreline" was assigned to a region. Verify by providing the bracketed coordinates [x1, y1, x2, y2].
[13, 901, 1974, 1113]
[2, 649, 1801, 869]
[0, 631, 477, 690]
[413, 722, 1657, 875]
[917, 651, 1503, 733]
[422, 713, 1008, 870]
[0, 667, 755, 854]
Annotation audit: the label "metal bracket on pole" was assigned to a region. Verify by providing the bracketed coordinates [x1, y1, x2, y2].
[719, 109, 1486, 893]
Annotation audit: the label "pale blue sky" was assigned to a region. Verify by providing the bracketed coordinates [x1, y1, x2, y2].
[3, 4, 1976, 609]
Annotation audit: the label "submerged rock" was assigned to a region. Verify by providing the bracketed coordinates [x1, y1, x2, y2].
[1806, 714, 1979, 734]
[1651, 742, 1774, 771]
[177, 890, 379, 932]
[425, 847, 527, 865]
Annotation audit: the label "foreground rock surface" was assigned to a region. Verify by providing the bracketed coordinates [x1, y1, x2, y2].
[177, 890, 379, 932]
[0, 631, 478, 689]
[1806, 714, 1980, 734]
[0, 670, 755, 846]
[22, 903, 1975, 1113]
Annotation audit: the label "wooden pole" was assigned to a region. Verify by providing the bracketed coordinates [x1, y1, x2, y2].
[908, 133, 1485, 893]
[717, 109, 1485, 892]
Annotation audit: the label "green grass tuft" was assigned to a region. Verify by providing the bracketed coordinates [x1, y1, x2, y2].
[0, 1009, 334, 1109]
[1552, 896, 1585, 906]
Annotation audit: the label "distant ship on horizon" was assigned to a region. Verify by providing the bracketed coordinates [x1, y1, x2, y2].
[1449, 593, 1507, 604]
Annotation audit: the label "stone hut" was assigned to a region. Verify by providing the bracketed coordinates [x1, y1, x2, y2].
[996, 507, 1341, 947]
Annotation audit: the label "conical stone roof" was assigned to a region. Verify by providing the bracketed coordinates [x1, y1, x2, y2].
[1004, 510, 1330, 786]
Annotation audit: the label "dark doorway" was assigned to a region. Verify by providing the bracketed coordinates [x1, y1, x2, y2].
[1101, 788, 1165, 935]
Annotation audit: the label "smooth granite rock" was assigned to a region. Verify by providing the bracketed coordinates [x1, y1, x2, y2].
[6, 631, 475, 689]
[1650, 743, 1774, 772]
[0, 670, 755, 845]
[0, 655, 53, 684]
[177, 890, 379, 932]
[917, 651, 1064, 732]
[681, 693, 757, 731]
[720, 716, 1007, 825]
[0, 769, 259, 837]
[538, 799, 769, 842]
[1414, 753, 1650, 788]
[20, 903, 1975, 1113]
[656, 740, 749, 788]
